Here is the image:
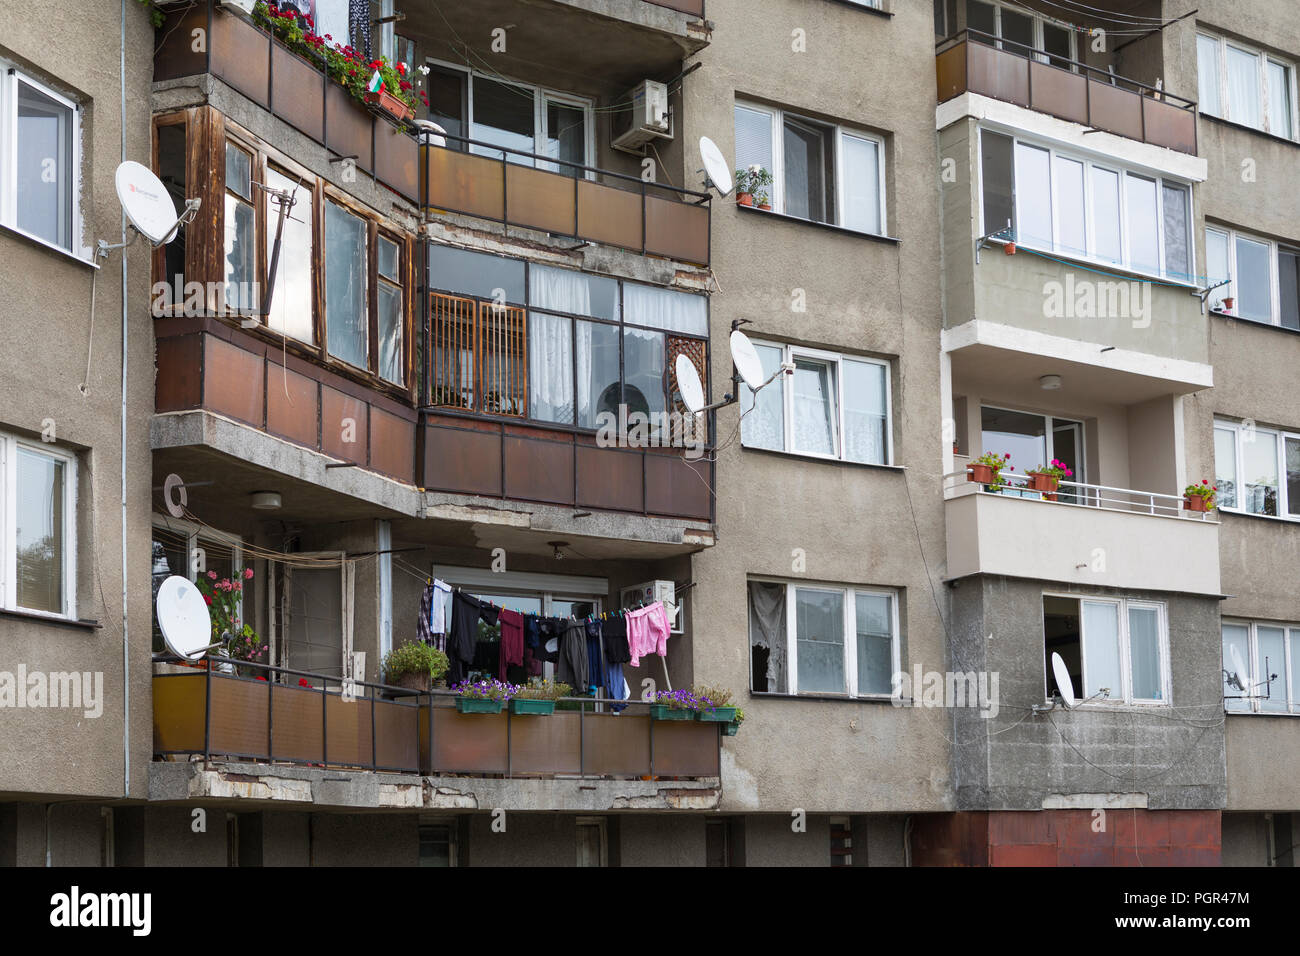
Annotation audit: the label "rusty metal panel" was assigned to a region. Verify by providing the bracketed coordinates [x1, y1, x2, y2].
[154, 334, 203, 412]
[935, 42, 969, 103]
[1088, 79, 1143, 141]
[645, 453, 712, 519]
[270, 44, 325, 144]
[210, 9, 269, 109]
[577, 180, 643, 252]
[422, 422, 503, 496]
[431, 705, 508, 774]
[1029, 62, 1088, 126]
[203, 336, 264, 426]
[575, 444, 643, 513]
[1143, 97, 1197, 154]
[967, 42, 1028, 107]
[423, 147, 505, 220]
[504, 436, 575, 505]
[653, 720, 720, 776]
[373, 700, 420, 771]
[583, 713, 651, 776]
[505, 164, 577, 236]
[375, 119, 419, 203]
[326, 82, 373, 175]
[321, 384, 366, 463]
[369, 406, 414, 481]
[266, 363, 319, 449]
[325, 694, 373, 767]
[152, 673, 207, 753]
[154, 4, 208, 82]
[272, 683, 324, 764]
[645, 195, 709, 265]
[510, 711, 583, 775]
[209, 674, 270, 757]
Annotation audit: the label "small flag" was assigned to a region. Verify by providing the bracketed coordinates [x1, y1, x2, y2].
[367, 70, 385, 95]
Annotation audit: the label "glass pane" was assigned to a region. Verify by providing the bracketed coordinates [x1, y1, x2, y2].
[1090, 167, 1121, 264]
[966, 0, 996, 45]
[1081, 601, 1121, 700]
[1258, 626, 1287, 712]
[427, 66, 467, 150]
[223, 196, 256, 312]
[544, 100, 586, 176]
[749, 581, 787, 693]
[1162, 183, 1190, 281]
[1043, 24, 1071, 69]
[529, 311, 574, 424]
[1243, 429, 1278, 516]
[1205, 228, 1230, 311]
[855, 592, 893, 696]
[1279, 248, 1300, 330]
[981, 131, 1014, 239]
[1053, 156, 1086, 257]
[1197, 35, 1221, 117]
[1223, 624, 1251, 712]
[1128, 606, 1162, 700]
[980, 406, 1046, 482]
[791, 359, 837, 456]
[1292, 628, 1300, 714]
[842, 359, 888, 464]
[622, 328, 667, 434]
[151, 533, 188, 652]
[285, 568, 343, 678]
[16, 449, 65, 614]
[471, 78, 536, 164]
[377, 235, 399, 282]
[377, 283, 403, 384]
[530, 265, 618, 320]
[1125, 174, 1159, 275]
[324, 202, 369, 369]
[740, 343, 785, 451]
[1000, 9, 1033, 57]
[1214, 426, 1238, 510]
[575, 320, 620, 430]
[264, 168, 314, 343]
[623, 284, 706, 336]
[1267, 61, 1292, 137]
[1226, 46, 1261, 128]
[733, 105, 775, 190]
[795, 588, 845, 694]
[1013, 142, 1051, 248]
[16, 80, 74, 249]
[1287, 437, 1300, 517]
[1234, 236, 1271, 321]
[841, 134, 881, 234]
[225, 143, 252, 201]
[427, 244, 525, 303]
[783, 117, 832, 223]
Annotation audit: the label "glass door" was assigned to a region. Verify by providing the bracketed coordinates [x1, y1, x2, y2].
[1052, 419, 1084, 504]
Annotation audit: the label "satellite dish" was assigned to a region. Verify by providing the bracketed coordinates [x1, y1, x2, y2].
[675, 354, 705, 414]
[115, 161, 182, 245]
[730, 329, 766, 391]
[699, 136, 733, 196]
[156, 575, 214, 660]
[1051, 652, 1076, 708]
[415, 119, 448, 148]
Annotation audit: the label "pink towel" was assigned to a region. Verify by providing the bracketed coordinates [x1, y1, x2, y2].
[627, 601, 670, 667]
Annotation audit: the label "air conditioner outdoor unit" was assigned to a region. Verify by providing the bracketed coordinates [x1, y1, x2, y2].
[619, 580, 682, 634]
[611, 80, 673, 152]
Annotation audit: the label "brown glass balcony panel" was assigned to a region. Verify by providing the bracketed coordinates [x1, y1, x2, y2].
[420, 422, 504, 497]
[153, 673, 207, 753]
[653, 719, 720, 776]
[936, 42, 968, 103]
[325, 694, 374, 767]
[155, 334, 202, 411]
[321, 384, 366, 465]
[510, 711, 583, 775]
[270, 44, 325, 144]
[425, 149, 505, 221]
[267, 364, 320, 448]
[503, 435, 575, 505]
[210, 9, 269, 109]
[154, 4, 208, 81]
[326, 83, 374, 176]
[204, 336, 265, 427]
[1029, 61, 1088, 126]
[209, 674, 270, 757]
[582, 713, 652, 776]
[577, 180, 643, 252]
[271, 683, 326, 764]
[575, 444, 644, 513]
[370, 407, 415, 482]
[1088, 78, 1144, 141]
[645, 195, 709, 265]
[430, 706, 509, 774]
[1144, 97, 1197, 154]
[645, 453, 711, 520]
[505, 164, 577, 235]
[374, 700, 420, 770]
[375, 120, 420, 203]
[968, 41, 1028, 107]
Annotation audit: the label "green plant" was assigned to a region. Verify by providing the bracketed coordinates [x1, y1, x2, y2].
[754, 189, 770, 207]
[653, 688, 707, 711]
[972, 451, 1013, 489]
[383, 641, 449, 683]
[513, 678, 572, 701]
[1184, 480, 1218, 506]
[734, 164, 773, 195]
[693, 684, 734, 710]
[733, 708, 745, 725]
[456, 678, 518, 701]
[136, 0, 165, 28]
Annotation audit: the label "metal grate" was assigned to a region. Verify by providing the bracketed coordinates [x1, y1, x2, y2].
[428, 294, 527, 417]
[667, 335, 707, 446]
[479, 303, 527, 417]
[429, 292, 476, 410]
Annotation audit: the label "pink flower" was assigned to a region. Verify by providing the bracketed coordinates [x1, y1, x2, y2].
[207, 571, 217, 580]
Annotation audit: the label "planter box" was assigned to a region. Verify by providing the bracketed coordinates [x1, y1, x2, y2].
[649, 704, 697, 720]
[968, 463, 995, 484]
[1184, 495, 1213, 513]
[509, 698, 556, 716]
[1027, 472, 1059, 494]
[365, 88, 415, 122]
[387, 671, 430, 693]
[456, 697, 504, 715]
[722, 720, 741, 737]
[698, 707, 738, 722]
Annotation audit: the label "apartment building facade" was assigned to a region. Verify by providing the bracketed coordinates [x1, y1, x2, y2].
[0, 0, 1296, 867]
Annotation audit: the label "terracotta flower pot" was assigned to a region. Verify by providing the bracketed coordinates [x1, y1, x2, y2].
[968, 463, 995, 484]
[737, 192, 754, 207]
[758, 203, 772, 211]
[1184, 495, 1212, 513]
[1027, 472, 1060, 495]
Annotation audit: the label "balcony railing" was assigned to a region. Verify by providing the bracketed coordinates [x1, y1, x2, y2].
[936, 29, 1197, 155]
[944, 468, 1218, 521]
[153, 657, 722, 780]
[420, 130, 712, 266]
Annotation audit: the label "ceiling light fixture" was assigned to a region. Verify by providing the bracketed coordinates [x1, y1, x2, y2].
[250, 491, 282, 510]
[1039, 374, 1062, 390]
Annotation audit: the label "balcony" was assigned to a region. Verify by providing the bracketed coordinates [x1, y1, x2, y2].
[942, 471, 1220, 595]
[936, 29, 1197, 155]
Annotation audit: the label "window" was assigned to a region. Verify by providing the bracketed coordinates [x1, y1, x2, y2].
[223, 143, 257, 314]
[1214, 419, 1300, 520]
[740, 342, 891, 465]
[980, 406, 1085, 499]
[0, 434, 77, 619]
[1043, 595, 1168, 706]
[151, 518, 243, 651]
[979, 129, 1195, 283]
[1, 68, 81, 254]
[1204, 224, 1300, 329]
[1198, 33, 1297, 139]
[734, 101, 886, 235]
[263, 165, 315, 343]
[418, 822, 458, 867]
[576, 817, 608, 867]
[966, 1, 1076, 67]
[748, 580, 900, 697]
[376, 235, 404, 385]
[1223, 621, 1300, 715]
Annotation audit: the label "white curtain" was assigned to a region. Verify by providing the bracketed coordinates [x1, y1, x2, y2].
[575, 320, 595, 427]
[1226, 46, 1261, 128]
[623, 283, 707, 336]
[530, 264, 592, 315]
[842, 360, 887, 465]
[529, 312, 573, 423]
[792, 361, 836, 455]
[740, 344, 785, 450]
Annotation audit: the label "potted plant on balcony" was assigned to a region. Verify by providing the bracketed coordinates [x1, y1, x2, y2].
[455, 678, 517, 714]
[969, 451, 1012, 489]
[734, 165, 772, 208]
[1028, 459, 1073, 500]
[1183, 480, 1218, 513]
[693, 685, 739, 723]
[754, 190, 772, 211]
[508, 678, 571, 716]
[649, 687, 704, 720]
[382, 641, 449, 693]
[723, 708, 745, 737]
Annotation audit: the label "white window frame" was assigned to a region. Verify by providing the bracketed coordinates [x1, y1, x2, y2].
[1204, 223, 1300, 328]
[734, 99, 888, 236]
[1197, 32, 1299, 140]
[979, 403, 1087, 484]
[1222, 620, 1299, 716]
[0, 66, 86, 260]
[966, 0, 1078, 66]
[1214, 418, 1300, 521]
[742, 340, 893, 465]
[751, 578, 902, 699]
[976, 126, 1197, 286]
[1043, 593, 1170, 708]
[1, 433, 78, 620]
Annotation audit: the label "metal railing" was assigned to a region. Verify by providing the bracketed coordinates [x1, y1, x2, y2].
[943, 468, 1217, 521]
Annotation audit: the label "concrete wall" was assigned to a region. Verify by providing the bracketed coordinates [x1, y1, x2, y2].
[1225, 715, 1300, 810]
[1221, 812, 1272, 867]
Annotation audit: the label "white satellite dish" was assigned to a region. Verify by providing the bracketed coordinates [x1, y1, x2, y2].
[115, 161, 185, 245]
[156, 575, 214, 660]
[675, 354, 705, 414]
[1051, 652, 1076, 708]
[415, 119, 448, 148]
[699, 136, 733, 197]
[730, 329, 766, 391]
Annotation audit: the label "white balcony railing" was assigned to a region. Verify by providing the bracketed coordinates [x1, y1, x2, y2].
[943, 469, 1218, 522]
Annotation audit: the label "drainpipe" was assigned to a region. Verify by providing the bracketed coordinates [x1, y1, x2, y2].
[120, 0, 131, 798]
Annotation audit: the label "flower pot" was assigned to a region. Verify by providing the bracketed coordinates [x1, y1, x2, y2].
[1027, 472, 1060, 498]
[1183, 495, 1212, 513]
[968, 463, 995, 485]
[388, 671, 431, 693]
[649, 704, 696, 720]
[1222, 297, 1235, 311]
[365, 88, 415, 122]
[697, 706, 738, 723]
[509, 698, 555, 716]
[758, 203, 771, 211]
[737, 192, 754, 207]
[456, 698, 504, 715]
[722, 720, 741, 736]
